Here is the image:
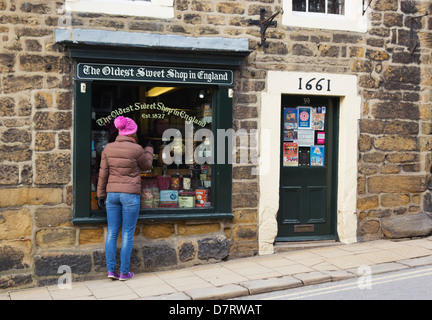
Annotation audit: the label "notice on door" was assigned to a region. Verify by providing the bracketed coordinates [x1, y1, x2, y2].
[311, 146, 325, 166]
[283, 142, 298, 166]
[282, 106, 326, 167]
[298, 107, 312, 129]
[297, 129, 315, 147]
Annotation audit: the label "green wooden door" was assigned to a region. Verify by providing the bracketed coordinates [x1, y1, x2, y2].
[277, 95, 339, 241]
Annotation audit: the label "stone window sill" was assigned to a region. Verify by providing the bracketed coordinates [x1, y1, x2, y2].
[65, 0, 174, 19]
[73, 212, 234, 224]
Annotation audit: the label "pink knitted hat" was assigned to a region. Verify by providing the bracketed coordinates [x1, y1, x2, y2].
[114, 116, 138, 136]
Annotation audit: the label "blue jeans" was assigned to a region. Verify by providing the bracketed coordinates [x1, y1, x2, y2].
[105, 192, 140, 274]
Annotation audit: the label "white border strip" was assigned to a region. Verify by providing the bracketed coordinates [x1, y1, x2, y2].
[259, 71, 361, 254]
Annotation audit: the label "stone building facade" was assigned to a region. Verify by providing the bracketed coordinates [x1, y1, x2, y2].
[0, 0, 432, 290]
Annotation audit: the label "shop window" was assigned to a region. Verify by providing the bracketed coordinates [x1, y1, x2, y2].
[91, 84, 215, 212]
[74, 77, 233, 223]
[282, 0, 367, 32]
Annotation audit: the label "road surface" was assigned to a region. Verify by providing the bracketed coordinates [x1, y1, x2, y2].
[234, 265, 432, 300]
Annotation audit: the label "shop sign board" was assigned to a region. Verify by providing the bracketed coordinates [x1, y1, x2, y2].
[76, 63, 233, 86]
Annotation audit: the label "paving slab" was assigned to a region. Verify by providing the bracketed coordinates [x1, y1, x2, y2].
[0, 292, 10, 300]
[346, 262, 408, 276]
[283, 251, 322, 261]
[398, 255, 432, 267]
[156, 269, 196, 280]
[253, 257, 298, 268]
[163, 275, 215, 292]
[90, 283, 138, 299]
[137, 292, 191, 300]
[339, 243, 381, 254]
[192, 266, 249, 286]
[239, 276, 303, 295]
[185, 284, 249, 300]
[199, 272, 249, 287]
[125, 274, 167, 289]
[131, 282, 177, 298]
[406, 238, 432, 249]
[293, 271, 332, 286]
[310, 247, 352, 258]
[99, 292, 139, 300]
[390, 245, 432, 260]
[223, 262, 282, 280]
[326, 254, 374, 269]
[48, 282, 93, 300]
[321, 270, 356, 282]
[355, 250, 403, 264]
[271, 263, 314, 276]
[84, 277, 126, 291]
[295, 256, 327, 267]
[369, 262, 409, 275]
[9, 287, 52, 300]
[310, 261, 341, 272]
[367, 239, 407, 250]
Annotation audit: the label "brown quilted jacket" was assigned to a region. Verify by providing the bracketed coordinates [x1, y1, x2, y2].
[97, 135, 153, 197]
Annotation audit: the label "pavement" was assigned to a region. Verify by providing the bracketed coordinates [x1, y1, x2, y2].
[2, 237, 432, 300]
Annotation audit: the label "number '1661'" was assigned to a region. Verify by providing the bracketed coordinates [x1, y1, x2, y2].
[298, 78, 331, 92]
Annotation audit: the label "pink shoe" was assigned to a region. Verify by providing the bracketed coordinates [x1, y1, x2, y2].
[119, 272, 134, 281]
[107, 271, 120, 280]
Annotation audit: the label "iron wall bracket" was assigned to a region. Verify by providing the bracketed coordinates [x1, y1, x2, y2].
[249, 8, 283, 48]
[409, 11, 429, 55]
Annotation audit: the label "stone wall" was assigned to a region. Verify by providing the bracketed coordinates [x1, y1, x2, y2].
[356, 0, 432, 240]
[0, 0, 260, 289]
[0, 0, 431, 290]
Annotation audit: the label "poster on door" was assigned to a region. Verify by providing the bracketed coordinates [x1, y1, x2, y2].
[282, 106, 326, 167]
[310, 146, 325, 166]
[298, 107, 312, 129]
[284, 130, 298, 141]
[284, 107, 298, 130]
[283, 142, 298, 166]
[316, 131, 325, 144]
[312, 108, 325, 130]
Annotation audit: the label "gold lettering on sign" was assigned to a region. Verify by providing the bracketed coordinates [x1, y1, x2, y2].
[95, 102, 207, 127]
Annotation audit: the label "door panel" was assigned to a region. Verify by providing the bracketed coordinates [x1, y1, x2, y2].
[277, 95, 338, 241]
[307, 186, 327, 223]
[280, 186, 301, 224]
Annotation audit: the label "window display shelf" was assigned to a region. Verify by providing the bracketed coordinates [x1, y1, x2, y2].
[73, 211, 233, 225]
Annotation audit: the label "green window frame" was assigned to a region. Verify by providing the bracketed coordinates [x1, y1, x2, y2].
[55, 31, 250, 224]
[73, 78, 233, 224]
